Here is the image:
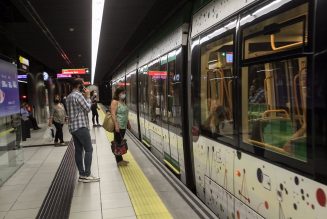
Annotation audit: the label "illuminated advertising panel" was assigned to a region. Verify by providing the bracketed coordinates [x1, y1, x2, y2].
[17, 75, 27, 80]
[62, 68, 88, 74]
[57, 74, 72, 78]
[0, 59, 20, 117]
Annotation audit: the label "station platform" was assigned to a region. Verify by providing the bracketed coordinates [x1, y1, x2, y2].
[0, 109, 216, 219]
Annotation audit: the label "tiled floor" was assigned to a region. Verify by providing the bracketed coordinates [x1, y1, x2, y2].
[69, 117, 201, 219]
[21, 123, 71, 147]
[0, 146, 67, 219]
[1, 112, 204, 219]
[69, 126, 137, 219]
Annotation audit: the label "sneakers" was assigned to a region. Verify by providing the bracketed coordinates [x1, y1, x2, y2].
[78, 175, 100, 183]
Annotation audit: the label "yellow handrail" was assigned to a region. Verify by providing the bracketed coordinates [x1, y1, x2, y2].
[270, 34, 303, 51]
[248, 139, 287, 154]
[263, 109, 289, 118]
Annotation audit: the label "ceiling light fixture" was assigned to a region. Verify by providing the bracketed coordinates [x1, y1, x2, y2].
[91, 0, 105, 84]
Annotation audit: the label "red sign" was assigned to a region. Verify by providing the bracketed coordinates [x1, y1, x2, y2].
[148, 71, 167, 76]
[62, 69, 86, 74]
[117, 82, 130, 86]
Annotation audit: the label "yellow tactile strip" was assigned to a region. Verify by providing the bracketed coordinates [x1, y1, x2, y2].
[99, 109, 173, 219]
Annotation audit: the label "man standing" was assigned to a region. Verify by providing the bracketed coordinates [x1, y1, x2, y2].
[66, 78, 100, 183]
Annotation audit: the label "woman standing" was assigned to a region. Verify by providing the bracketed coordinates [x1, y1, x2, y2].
[49, 95, 67, 146]
[111, 87, 131, 166]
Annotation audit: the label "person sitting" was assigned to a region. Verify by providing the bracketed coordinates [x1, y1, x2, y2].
[26, 104, 41, 130]
[20, 102, 31, 141]
[249, 79, 265, 104]
[203, 99, 227, 134]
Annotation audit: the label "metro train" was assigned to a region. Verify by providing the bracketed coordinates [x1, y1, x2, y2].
[108, 0, 327, 218]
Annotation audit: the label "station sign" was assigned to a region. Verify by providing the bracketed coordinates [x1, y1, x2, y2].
[148, 71, 167, 79]
[18, 56, 30, 72]
[57, 74, 72, 78]
[62, 68, 88, 74]
[19, 56, 29, 66]
[117, 82, 130, 86]
[17, 75, 27, 80]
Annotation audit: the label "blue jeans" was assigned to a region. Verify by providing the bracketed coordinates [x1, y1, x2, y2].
[72, 127, 93, 176]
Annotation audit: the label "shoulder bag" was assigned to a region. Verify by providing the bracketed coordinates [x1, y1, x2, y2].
[103, 112, 115, 132]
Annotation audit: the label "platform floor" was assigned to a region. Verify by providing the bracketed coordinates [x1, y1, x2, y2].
[0, 146, 67, 218]
[0, 111, 206, 219]
[69, 112, 201, 219]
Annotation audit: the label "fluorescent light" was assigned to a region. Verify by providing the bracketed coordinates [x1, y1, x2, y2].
[92, 0, 105, 84]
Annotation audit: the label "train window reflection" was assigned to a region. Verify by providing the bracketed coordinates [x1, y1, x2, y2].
[242, 57, 307, 162]
[200, 34, 234, 138]
[130, 72, 137, 112]
[148, 60, 162, 123]
[243, 3, 308, 60]
[167, 50, 182, 127]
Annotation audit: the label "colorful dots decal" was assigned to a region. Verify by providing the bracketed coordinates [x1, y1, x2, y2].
[316, 188, 326, 207]
[257, 168, 263, 183]
[294, 176, 299, 185]
[264, 201, 269, 209]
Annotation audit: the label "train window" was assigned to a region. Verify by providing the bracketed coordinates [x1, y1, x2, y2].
[241, 57, 307, 162]
[199, 34, 234, 138]
[130, 71, 137, 112]
[243, 3, 308, 60]
[148, 59, 161, 122]
[167, 50, 182, 127]
[160, 55, 168, 123]
[126, 73, 131, 107]
[138, 66, 148, 117]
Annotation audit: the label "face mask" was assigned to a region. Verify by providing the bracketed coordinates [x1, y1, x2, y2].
[119, 94, 126, 100]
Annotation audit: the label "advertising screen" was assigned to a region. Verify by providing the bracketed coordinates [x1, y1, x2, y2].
[0, 59, 20, 117]
[226, 52, 233, 63]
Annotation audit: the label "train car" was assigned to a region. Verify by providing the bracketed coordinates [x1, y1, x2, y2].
[109, 0, 327, 218]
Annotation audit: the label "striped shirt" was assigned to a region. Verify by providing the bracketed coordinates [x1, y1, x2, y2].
[66, 90, 91, 133]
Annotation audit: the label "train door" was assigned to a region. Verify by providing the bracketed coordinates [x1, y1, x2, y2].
[128, 71, 139, 137]
[160, 55, 170, 163]
[138, 66, 148, 145]
[191, 26, 237, 218]
[165, 49, 184, 175]
[147, 59, 164, 159]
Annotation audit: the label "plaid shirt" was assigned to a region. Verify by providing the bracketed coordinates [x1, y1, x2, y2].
[66, 90, 91, 133]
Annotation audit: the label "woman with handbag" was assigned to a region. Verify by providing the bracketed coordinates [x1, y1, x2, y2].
[49, 95, 67, 146]
[110, 87, 131, 166]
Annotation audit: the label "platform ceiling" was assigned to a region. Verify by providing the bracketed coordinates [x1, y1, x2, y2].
[3, 0, 188, 84]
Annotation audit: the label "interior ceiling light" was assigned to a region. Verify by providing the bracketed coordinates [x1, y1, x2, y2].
[92, 0, 105, 84]
[69, 27, 75, 32]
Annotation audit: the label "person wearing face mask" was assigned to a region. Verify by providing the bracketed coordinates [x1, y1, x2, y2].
[90, 91, 100, 127]
[49, 94, 67, 146]
[110, 86, 131, 166]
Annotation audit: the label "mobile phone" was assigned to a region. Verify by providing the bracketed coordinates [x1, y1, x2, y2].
[79, 85, 86, 93]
